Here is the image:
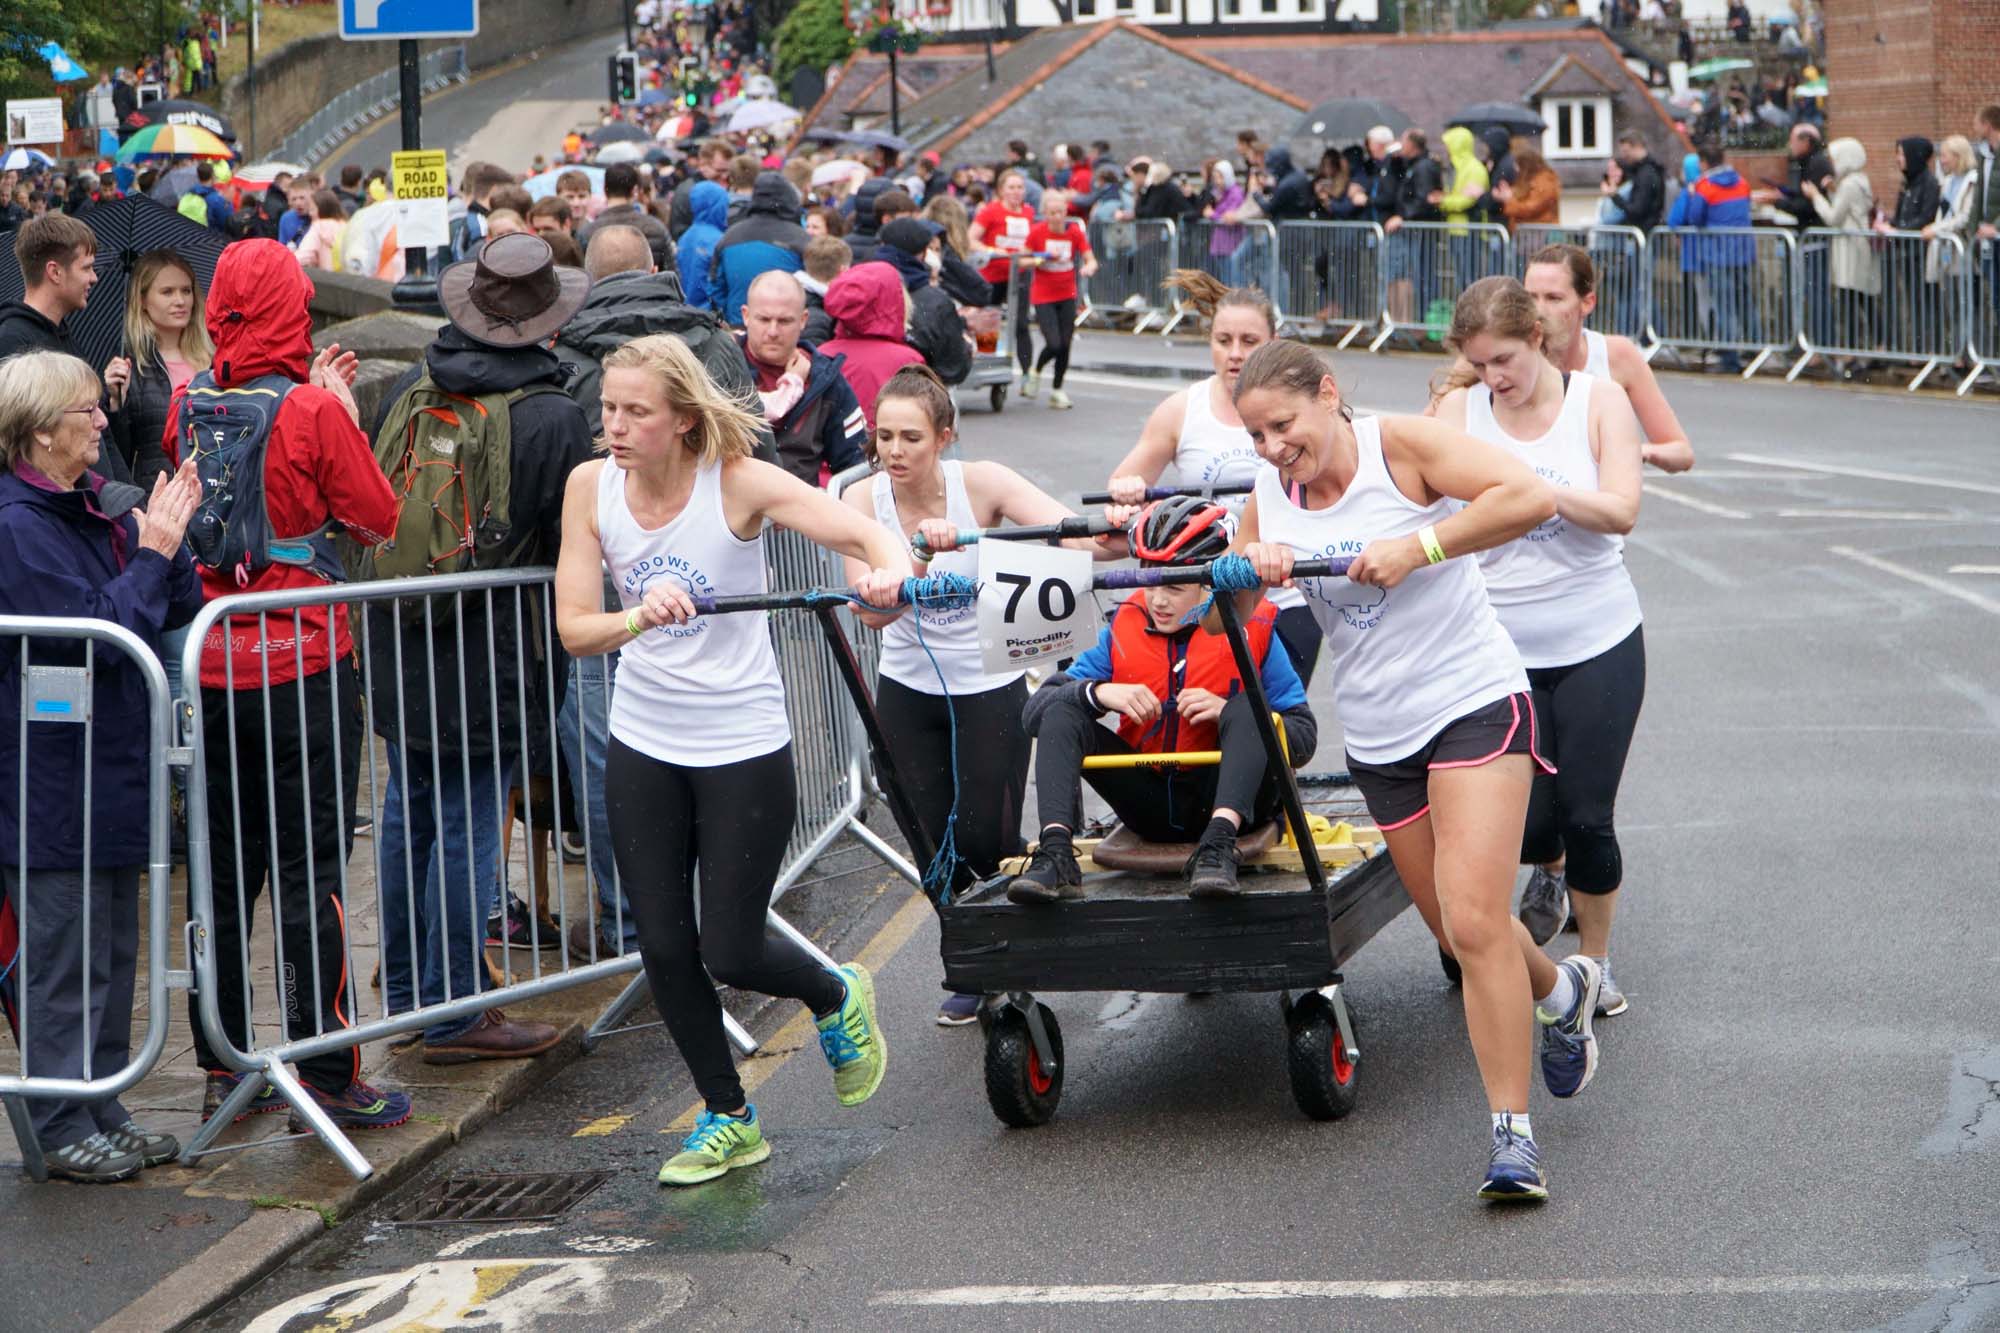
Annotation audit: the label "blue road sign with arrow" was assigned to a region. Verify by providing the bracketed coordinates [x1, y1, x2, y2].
[341, 0, 479, 40]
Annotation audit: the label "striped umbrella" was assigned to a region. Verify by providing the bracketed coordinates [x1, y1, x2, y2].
[115, 122, 235, 162]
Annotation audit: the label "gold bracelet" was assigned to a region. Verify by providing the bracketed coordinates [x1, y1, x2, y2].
[1418, 525, 1447, 566]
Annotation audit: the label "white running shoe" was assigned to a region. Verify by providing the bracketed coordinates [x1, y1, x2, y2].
[1019, 371, 1040, 399]
[1048, 389, 1073, 410]
[1595, 962, 1628, 1017]
[1518, 865, 1568, 947]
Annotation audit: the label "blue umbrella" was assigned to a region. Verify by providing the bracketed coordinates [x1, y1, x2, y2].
[0, 148, 56, 171]
[522, 164, 606, 200]
[637, 87, 668, 107]
[38, 42, 90, 83]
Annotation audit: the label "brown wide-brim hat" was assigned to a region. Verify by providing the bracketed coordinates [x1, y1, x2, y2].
[437, 231, 591, 348]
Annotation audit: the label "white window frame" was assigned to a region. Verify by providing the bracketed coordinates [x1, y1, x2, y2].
[1540, 96, 1612, 160]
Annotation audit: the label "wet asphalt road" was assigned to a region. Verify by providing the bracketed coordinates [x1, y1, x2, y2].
[200, 336, 2000, 1332]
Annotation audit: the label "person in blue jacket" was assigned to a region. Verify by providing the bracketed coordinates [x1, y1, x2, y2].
[1667, 141, 1756, 369]
[709, 172, 808, 327]
[676, 181, 729, 312]
[0, 350, 204, 1182]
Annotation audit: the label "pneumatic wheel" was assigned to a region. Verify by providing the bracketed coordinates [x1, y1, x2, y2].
[990, 384, 1008, 413]
[1285, 997, 1359, 1121]
[983, 1004, 1063, 1127]
[1439, 946, 1463, 986]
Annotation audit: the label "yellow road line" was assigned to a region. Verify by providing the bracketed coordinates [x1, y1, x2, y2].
[572, 1113, 634, 1138]
[663, 889, 934, 1134]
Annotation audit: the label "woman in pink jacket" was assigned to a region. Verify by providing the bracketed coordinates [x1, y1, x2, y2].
[818, 262, 923, 430]
[292, 190, 347, 273]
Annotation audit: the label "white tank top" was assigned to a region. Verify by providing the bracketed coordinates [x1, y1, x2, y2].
[1252, 416, 1526, 765]
[1172, 377, 1305, 611]
[872, 462, 1023, 696]
[597, 460, 791, 766]
[1464, 371, 1643, 669]
[1581, 329, 1612, 380]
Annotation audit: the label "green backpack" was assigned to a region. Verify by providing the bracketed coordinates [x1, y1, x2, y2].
[371, 374, 563, 581]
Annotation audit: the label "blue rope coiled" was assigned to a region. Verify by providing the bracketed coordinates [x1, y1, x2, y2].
[1191, 552, 1265, 624]
[902, 572, 980, 905]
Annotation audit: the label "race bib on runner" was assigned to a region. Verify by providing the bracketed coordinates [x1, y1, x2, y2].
[976, 540, 1099, 674]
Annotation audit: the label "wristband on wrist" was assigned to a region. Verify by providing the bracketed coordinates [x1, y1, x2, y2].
[1084, 681, 1102, 714]
[625, 609, 644, 636]
[1417, 524, 1447, 566]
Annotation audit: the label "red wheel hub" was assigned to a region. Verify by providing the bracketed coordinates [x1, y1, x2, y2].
[1330, 1031, 1355, 1086]
[1027, 1041, 1053, 1095]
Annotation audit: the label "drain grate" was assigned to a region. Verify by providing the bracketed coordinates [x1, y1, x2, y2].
[390, 1170, 613, 1226]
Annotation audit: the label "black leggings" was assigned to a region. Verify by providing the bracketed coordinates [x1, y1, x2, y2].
[1520, 625, 1646, 894]
[991, 275, 1035, 373]
[1274, 604, 1322, 688]
[875, 675, 1029, 895]
[606, 737, 842, 1113]
[1029, 691, 1317, 841]
[1033, 299, 1077, 388]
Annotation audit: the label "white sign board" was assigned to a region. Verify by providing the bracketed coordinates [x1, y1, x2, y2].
[391, 149, 450, 250]
[976, 540, 1100, 675]
[5, 98, 64, 146]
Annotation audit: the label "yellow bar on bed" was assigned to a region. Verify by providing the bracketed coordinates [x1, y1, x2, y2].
[1081, 750, 1223, 769]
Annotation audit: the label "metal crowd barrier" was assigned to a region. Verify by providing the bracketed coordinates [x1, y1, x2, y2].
[1511, 224, 1650, 343]
[1643, 225, 1798, 378]
[178, 555, 915, 1179]
[1789, 228, 1966, 391]
[1165, 219, 1280, 336]
[1967, 240, 2000, 397]
[1085, 219, 1177, 332]
[274, 45, 469, 168]
[0, 617, 180, 1184]
[1368, 220, 1510, 352]
[1271, 220, 1385, 348]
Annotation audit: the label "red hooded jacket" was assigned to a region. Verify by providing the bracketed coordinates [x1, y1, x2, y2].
[163, 239, 398, 689]
[818, 262, 923, 431]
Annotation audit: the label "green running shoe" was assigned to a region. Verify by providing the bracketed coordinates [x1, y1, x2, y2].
[817, 963, 887, 1107]
[658, 1106, 771, 1187]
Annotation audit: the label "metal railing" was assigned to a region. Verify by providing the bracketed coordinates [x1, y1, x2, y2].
[0, 617, 181, 1184]
[177, 556, 914, 1180]
[1162, 219, 1279, 337]
[1643, 225, 1799, 377]
[1789, 228, 1967, 391]
[1271, 220, 1385, 348]
[273, 45, 469, 169]
[1084, 219, 1178, 333]
[1369, 221, 1512, 352]
[1967, 240, 2000, 398]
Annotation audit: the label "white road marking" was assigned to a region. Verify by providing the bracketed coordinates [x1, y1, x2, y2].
[436, 1225, 554, 1258]
[1728, 453, 2000, 499]
[872, 1274, 1980, 1308]
[1775, 508, 1955, 521]
[1949, 565, 2000, 575]
[1624, 532, 1739, 588]
[1641, 484, 1749, 520]
[1096, 991, 1162, 1031]
[1829, 546, 2000, 617]
[242, 1259, 691, 1332]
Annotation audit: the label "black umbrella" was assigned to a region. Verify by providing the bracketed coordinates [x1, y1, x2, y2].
[0, 196, 227, 374]
[1448, 102, 1546, 135]
[133, 99, 235, 142]
[799, 127, 913, 153]
[586, 121, 650, 144]
[1290, 97, 1411, 143]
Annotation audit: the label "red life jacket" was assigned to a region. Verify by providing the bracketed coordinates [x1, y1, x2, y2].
[1106, 590, 1277, 754]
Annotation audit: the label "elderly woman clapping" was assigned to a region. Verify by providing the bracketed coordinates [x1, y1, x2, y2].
[0, 350, 203, 1183]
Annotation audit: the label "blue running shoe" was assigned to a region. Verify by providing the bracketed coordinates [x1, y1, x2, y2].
[1538, 955, 1602, 1099]
[1479, 1114, 1548, 1202]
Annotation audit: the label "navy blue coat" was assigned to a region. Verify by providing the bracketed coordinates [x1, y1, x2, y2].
[0, 467, 203, 869]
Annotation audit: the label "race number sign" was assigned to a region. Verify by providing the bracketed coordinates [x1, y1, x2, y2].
[390, 149, 450, 249]
[976, 540, 1099, 675]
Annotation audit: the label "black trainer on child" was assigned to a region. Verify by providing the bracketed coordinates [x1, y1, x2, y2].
[1184, 835, 1243, 898]
[1006, 830, 1084, 905]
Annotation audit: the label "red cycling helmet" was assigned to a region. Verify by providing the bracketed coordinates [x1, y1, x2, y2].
[1129, 496, 1232, 566]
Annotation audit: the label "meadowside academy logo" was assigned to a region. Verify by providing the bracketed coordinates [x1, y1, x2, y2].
[1302, 538, 1387, 631]
[622, 554, 713, 640]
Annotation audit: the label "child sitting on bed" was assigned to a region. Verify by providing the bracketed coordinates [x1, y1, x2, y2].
[1006, 498, 1316, 904]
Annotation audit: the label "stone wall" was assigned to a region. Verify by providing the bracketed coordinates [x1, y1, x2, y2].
[219, 0, 630, 159]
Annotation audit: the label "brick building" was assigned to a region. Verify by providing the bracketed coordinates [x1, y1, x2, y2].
[1826, 0, 2000, 204]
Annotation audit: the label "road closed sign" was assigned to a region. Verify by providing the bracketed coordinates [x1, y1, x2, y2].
[390, 149, 450, 250]
[976, 540, 1100, 675]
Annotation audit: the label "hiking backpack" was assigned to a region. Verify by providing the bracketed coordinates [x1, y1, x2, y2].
[371, 374, 564, 581]
[175, 371, 344, 587]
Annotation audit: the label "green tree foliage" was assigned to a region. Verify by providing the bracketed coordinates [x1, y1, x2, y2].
[773, 0, 855, 93]
[1, 0, 197, 108]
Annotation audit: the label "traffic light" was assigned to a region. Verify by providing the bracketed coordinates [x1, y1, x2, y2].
[610, 51, 640, 104]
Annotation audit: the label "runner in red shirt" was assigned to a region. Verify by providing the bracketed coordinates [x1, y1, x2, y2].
[1021, 188, 1095, 411]
[968, 169, 1036, 377]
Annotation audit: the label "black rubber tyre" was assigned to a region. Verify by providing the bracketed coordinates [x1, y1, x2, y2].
[983, 1004, 1063, 1127]
[989, 384, 1007, 413]
[1285, 998, 1360, 1121]
[1439, 946, 1463, 986]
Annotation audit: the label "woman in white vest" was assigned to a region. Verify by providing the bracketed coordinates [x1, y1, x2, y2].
[1225, 339, 1602, 1205]
[843, 365, 1121, 1027]
[1430, 276, 1646, 1022]
[1102, 270, 1320, 682]
[554, 334, 911, 1189]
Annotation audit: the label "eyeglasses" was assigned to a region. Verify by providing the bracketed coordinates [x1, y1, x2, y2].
[62, 404, 104, 419]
